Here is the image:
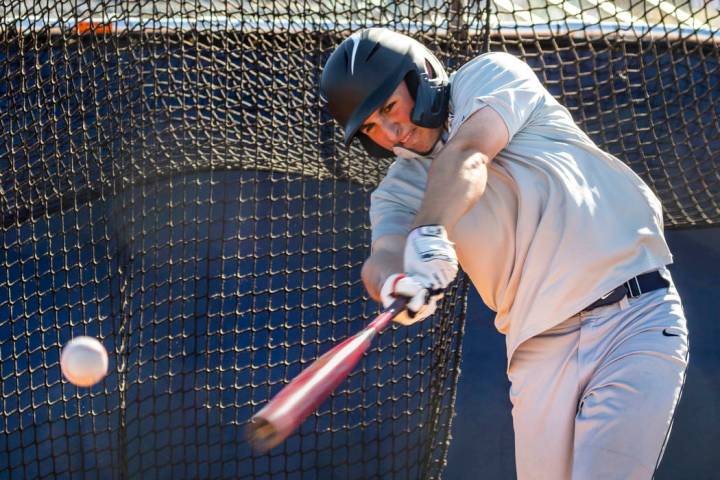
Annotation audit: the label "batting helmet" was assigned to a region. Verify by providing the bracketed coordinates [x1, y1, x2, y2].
[320, 28, 450, 158]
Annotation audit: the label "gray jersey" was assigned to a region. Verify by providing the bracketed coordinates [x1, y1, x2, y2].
[370, 52, 673, 361]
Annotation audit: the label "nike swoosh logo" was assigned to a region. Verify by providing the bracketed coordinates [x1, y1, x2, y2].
[349, 33, 361, 75]
[662, 328, 680, 337]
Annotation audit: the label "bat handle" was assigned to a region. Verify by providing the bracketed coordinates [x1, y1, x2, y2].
[368, 296, 409, 333]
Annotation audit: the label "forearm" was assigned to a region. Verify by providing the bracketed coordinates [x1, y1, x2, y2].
[413, 143, 489, 232]
[361, 246, 404, 301]
[413, 106, 508, 231]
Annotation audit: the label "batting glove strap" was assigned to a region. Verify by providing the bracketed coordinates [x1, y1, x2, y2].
[380, 273, 441, 326]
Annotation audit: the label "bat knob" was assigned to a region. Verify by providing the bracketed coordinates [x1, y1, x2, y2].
[246, 416, 281, 453]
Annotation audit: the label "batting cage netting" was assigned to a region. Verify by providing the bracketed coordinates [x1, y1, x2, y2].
[1, 1, 718, 479]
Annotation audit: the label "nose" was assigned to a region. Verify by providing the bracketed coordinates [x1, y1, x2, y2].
[377, 116, 401, 145]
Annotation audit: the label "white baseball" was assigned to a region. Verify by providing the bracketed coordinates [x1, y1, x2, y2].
[60, 336, 109, 387]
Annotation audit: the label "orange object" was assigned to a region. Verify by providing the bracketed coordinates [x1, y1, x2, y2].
[75, 21, 113, 35]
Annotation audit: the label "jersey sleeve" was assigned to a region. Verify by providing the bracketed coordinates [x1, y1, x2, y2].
[369, 159, 429, 243]
[449, 52, 548, 141]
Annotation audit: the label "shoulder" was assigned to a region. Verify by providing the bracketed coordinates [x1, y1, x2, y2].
[371, 159, 430, 201]
[450, 52, 539, 93]
[448, 53, 550, 141]
[381, 158, 431, 183]
[454, 51, 526, 74]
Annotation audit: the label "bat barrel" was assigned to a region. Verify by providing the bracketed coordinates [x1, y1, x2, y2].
[246, 298, 407, 452]
[246, 328, 377, 452]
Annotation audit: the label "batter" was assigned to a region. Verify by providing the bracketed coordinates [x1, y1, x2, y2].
[320, 28, 689, 479]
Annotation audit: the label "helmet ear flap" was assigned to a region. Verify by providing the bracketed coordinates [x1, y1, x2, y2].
[410, 61, 449, 128]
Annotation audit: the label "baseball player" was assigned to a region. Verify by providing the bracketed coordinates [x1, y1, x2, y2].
[320, 28, 689, 479]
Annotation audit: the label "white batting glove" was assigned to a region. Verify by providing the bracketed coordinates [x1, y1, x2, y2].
[403, 225, 458, 290]
[380, 273, 443, 326]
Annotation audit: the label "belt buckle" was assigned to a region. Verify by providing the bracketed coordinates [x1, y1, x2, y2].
[626, 276, 643, 298]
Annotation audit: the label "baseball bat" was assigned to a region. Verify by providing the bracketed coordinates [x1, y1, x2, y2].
[246, 297, 408, 452]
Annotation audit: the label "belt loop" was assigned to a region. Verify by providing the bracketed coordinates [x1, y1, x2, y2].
[627, 276, 642, 298]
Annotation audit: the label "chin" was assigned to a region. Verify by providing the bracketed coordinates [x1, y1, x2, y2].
[417, 134, 441, 155]
[416, 144, 434, 156]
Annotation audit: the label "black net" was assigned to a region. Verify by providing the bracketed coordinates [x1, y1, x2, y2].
[1, 1, 719, 479]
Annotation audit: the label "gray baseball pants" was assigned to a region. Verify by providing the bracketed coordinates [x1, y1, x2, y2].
[508, 275, 689, 480]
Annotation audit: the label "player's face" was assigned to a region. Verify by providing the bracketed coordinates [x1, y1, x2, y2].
[359, 81, 442, 156]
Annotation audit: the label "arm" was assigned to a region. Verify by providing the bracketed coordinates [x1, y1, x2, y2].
[363, 107, 509, 316]
[413, 105, 510, 232]
[361, 234, 405, 301]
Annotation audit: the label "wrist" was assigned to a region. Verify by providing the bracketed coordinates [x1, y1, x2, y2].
[406, 225, 455, 263]
[403, 225, 458, 290]
[409, 225, 449, 238]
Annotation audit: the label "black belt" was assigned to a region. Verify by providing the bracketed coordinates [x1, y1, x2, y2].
[582, 270, 669, 313]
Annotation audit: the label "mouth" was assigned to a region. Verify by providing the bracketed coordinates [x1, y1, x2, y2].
[399, 128, 414, 146]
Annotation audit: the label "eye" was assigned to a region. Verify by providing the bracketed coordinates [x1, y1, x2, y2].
[361, 123, 374, 134]
[382, 102, 395, 114]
